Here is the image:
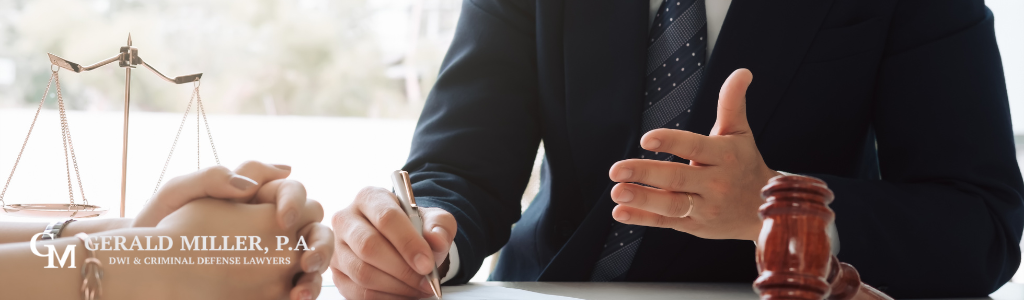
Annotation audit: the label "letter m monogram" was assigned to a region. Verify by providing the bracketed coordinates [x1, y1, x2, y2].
[44, 244, 76, 268]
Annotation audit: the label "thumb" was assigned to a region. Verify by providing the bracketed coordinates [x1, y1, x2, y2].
[710, 68, 753, 136]
[421, 207, 457, 266]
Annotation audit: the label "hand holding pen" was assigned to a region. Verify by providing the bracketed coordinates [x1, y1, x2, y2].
[390, 170, 443, 299]
[329, 172, 457, 299]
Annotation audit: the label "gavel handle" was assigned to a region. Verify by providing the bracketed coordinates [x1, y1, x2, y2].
[827, 255, 893, 300]
[853, 285, 892, 300]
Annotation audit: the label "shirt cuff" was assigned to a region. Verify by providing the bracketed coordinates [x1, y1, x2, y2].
[776, 170, 841, 255]
[439, 241, 460, 283]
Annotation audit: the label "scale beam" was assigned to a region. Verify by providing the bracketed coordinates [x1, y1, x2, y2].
[3, 33, 212, 219]
[46, 54, 203, 84]
[140, 60, 202, 84]
[47, 53, 121, 73]
[45, 34, 203, 218]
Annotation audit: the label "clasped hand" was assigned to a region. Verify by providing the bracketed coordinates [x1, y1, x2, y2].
[609, 69, 779, 241]
[141, 161, 335, 300]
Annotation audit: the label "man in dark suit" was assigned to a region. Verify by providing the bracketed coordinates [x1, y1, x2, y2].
[328, 0, 1024, 298]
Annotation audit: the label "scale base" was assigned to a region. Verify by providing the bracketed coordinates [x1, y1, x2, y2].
[2, 204, 108, 219]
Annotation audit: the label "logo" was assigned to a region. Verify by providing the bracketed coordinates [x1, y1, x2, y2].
[30, 234, 309, 268]
[30, 233, 76, 268]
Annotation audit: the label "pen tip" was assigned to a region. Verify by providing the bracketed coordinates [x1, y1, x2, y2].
[431, 279, 442, 299]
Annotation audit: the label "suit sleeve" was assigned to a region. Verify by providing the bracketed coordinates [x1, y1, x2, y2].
[403, 0, 541, 284]
[810, 1, 1023, 297]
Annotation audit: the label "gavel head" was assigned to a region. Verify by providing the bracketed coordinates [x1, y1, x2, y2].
[753, 175, 836, 300]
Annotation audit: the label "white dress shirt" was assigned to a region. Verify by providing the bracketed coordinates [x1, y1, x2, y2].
[649, 0, 732, 56]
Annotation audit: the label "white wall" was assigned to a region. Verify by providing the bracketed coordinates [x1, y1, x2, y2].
[988, 0, 1024, 133]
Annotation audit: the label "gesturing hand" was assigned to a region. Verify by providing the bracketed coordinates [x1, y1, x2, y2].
[608, 69, 779, 241]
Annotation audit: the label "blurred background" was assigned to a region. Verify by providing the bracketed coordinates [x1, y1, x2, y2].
[0, 0, 455, 117]
[0, 0, 1022, 285]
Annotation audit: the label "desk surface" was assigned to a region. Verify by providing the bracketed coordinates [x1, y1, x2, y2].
[433, 281, 1024, 300]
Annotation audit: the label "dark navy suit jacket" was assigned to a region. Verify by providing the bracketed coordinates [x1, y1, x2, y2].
[402, 0, 1024, 297]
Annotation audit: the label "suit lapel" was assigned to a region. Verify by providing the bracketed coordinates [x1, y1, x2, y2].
[537, 183, 618, 281]
[685, 0, 836, 138]
[628, 0, 836, 279]
[539, 0, 648, 281]
[562, 0, 649, 205]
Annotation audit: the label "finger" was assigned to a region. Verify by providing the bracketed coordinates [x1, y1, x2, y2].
[611, 183, 697, 218]
[305, 199, 325, 223]
[420, 207, 457, 266]
[710, 68, 753, 136]
[355, 187, 436, 275]
[608, 159, 705, 192]
[233, 160, 292, 192]
[136, 166, 258, 227]
[639, 129, 731, 165]
[332, 268, 420, 300]
[612, 204, 700, 233]
[334, 210, 433, 295]
[331, 241, 433, 297]
[290, 272, 322, 300]
[152, 161, 290, 209]
[158, 166, 256, 204]
[255, 179, 309, 229]
[299, 223, 335, 274]
[287, 196, 325, 229]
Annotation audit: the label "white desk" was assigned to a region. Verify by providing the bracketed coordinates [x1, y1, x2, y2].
[320, 281, 1024, 300]
[475, 282, 1024, 300]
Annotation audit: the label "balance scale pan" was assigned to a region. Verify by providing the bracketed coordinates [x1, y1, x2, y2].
[2, 204, 107, 219]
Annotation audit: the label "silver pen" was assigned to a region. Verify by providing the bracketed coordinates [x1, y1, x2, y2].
[391, 170, 443, 299]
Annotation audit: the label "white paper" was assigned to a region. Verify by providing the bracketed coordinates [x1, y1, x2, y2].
[317, 284, 583, 300]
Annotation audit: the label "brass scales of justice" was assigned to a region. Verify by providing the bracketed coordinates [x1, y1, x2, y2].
[0, 34, 222, 219]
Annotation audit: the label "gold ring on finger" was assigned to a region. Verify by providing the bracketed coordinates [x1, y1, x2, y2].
[680, 193, 694, 218]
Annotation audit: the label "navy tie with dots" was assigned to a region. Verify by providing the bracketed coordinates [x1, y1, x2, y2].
[590, 0, 707, 282]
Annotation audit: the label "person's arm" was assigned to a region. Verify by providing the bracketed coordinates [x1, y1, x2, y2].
[403, 0, 543, 284]
[0, 162, 334, 300]
[603, 1, 1020, 296]
[0, 198, 329, 300]
[0, 218, 132, 244]
[812, 2, 1023, 297]
[0, 227, 171, 300]
[329, 2, 543, 296]
[0, 162, 295, 245]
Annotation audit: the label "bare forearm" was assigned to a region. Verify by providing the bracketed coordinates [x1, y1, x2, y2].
[63, 218, 134, 237]
[0, 219, 133, 244]
[0, 227, 171, 300]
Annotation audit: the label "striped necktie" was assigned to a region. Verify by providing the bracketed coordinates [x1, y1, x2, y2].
[590, 0, 707, 282]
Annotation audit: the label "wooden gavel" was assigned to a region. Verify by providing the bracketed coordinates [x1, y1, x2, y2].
[754, 175, 893, 300]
